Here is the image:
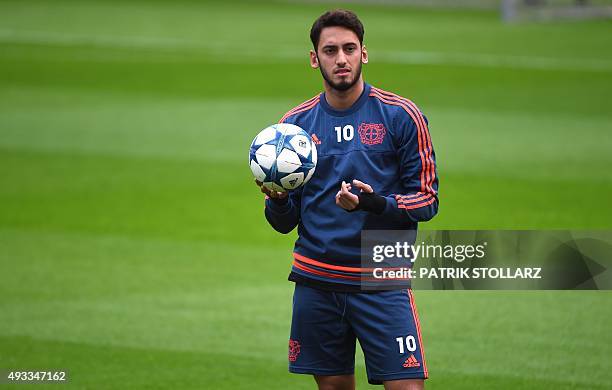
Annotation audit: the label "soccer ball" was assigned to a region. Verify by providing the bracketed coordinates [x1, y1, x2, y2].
[249, 123, 317, 192]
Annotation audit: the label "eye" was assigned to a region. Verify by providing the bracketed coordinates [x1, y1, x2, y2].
[324, 47, 336, 55]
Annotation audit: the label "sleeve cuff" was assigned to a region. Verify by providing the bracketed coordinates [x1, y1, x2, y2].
[356, 192, 387, 215]
[383, 195, 419, 222]
[265, 197, 292, 214]
[384, 196, 398, 214]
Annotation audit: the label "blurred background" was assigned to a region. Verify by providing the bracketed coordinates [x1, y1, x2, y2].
[1, 0, 611, 388]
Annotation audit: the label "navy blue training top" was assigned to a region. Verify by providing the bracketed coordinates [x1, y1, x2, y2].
[265, 82, 439, 291]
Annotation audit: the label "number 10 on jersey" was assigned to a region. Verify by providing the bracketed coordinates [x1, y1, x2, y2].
[334, 125, 354, 142]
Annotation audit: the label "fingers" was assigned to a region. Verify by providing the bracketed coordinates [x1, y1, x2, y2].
[339, 197, 354, 209]
[352, 179, 373, 193]
[259, 185, 273, 197]
[341, 180, 353, 193]
[336, 181, 346, 197]
[255, 179, 271, 196]
[336, 181, 351, 200]
[267, 189, 288, 198]
[256, 179, 288, 198]
[335, 191, 351, 208]
[336, 180, 359, 210]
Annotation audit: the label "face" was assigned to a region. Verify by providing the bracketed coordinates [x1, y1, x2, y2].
[310, 26, 368, 92]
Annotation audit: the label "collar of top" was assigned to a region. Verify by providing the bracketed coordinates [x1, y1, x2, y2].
[319, 82, 371, 117]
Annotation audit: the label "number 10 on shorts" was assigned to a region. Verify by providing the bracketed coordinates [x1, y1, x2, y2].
[396, 335, 417, 354]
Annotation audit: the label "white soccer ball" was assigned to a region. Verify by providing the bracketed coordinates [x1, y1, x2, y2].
[249, 123, 317, 192]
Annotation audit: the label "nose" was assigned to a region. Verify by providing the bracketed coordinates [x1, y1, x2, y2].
[336, 51, 347, 67]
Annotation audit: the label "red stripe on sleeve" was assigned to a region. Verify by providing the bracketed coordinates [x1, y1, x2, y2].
[398, 196, 437, 210]
[279, 95, 320, 123]
[370, 90, 429, 194]
[373, 88, 436, 194]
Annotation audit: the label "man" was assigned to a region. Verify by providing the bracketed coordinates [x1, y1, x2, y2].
[256, 9, 438, 390]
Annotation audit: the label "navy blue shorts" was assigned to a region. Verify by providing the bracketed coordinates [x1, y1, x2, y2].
[288, 284, 428, 385]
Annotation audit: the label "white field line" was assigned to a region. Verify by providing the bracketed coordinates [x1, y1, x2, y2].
[1, 29, 611, 72]
[375, 50, 612, 72]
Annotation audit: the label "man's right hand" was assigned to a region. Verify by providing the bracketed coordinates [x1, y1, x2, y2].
[255, 180, 289, 204]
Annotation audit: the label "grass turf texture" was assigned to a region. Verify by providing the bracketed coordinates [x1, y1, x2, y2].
[0, 0, 611, 388]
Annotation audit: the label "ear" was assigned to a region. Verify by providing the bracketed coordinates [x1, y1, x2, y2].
[361, 45, 368, 64]
[310, 50, 319, 69]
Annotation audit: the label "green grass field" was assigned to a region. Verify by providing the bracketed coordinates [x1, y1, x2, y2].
[1, 1, 611, 388]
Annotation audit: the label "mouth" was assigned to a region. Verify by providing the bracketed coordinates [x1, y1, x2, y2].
[334, 68, 351, 76]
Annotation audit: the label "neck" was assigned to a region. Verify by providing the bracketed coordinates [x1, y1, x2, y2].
[323, 78, 365, 110]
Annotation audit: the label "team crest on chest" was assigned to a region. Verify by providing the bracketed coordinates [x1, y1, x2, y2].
[358, 123, 386, 145]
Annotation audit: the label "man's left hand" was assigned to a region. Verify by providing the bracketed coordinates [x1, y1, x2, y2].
[335, 179, 374, 211]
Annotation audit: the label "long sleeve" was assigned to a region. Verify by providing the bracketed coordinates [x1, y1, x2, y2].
[264, 188, 302, 234]
[381, 110, 439, 222]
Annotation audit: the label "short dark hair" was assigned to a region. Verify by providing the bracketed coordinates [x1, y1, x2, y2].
[310, 9, 365, 51]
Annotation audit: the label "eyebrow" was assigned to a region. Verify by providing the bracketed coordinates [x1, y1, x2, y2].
[322, 43, 357, 50]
